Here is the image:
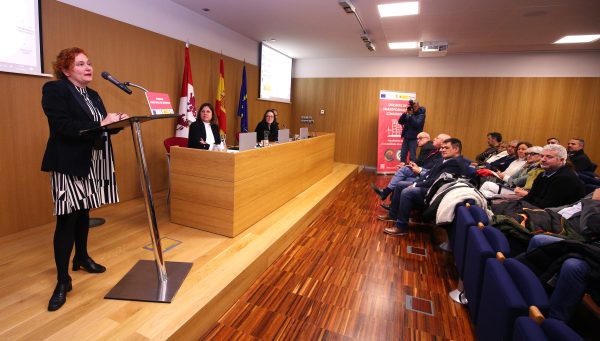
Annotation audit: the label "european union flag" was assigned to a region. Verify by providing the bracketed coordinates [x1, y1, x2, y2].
[236, 65, 248, 133]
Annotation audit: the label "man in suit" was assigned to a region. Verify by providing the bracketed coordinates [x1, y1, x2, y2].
[383, 138, 468, 236]
[371, 132, 445, 201]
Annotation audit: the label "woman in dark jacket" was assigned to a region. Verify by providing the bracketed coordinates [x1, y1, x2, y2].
[188, 102, 221, 149]
[41, 47, 127, 311]
[254, 109, 279, 142]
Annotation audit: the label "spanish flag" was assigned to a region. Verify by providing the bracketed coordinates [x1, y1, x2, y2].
[215, 58, 227, 136]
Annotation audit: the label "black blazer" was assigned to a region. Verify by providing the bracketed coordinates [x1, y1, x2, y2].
[254, 121, 279, 142]
[188, 120, 221, 150]
[41, 79, 109, 177]
[415, 156, 468, 188]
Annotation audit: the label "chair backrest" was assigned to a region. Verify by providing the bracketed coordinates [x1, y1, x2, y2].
[164, 137, 189, 153]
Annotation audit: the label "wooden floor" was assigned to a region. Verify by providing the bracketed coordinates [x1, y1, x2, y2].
[203, 171, 476, 340]
[0, 163, 357, 340]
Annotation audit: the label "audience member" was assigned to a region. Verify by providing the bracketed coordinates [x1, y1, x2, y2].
[546, 137, 560, 145]
[519, 144, 584, 208]
[567, 138, 595, 172]
[383, 138, 468, 236]
[487, 140, 518, 172]
[371, 132, 446, 202]
[479, 146, 543, 199]
[398, 100, 426, 163]
[475, 132, 502, 163]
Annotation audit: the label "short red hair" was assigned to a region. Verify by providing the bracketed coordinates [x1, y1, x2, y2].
[52, 47, 87, 80]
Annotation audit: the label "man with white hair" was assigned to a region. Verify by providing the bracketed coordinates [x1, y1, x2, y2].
[522, 144, 585, 208]
[371, 132, 446, 202]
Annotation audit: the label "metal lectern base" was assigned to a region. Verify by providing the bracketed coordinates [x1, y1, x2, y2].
[105, 260, 193, 303]
[89, 218, 106, 228]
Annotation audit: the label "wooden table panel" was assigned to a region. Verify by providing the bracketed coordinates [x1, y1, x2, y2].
[170, 134, 335, 237]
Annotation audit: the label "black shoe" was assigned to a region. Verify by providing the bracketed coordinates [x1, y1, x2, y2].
[370, 183, 384, 199]
[48, 281, 72, 311]
[380, 203, 391, 211]
[72, 257, 106, 273]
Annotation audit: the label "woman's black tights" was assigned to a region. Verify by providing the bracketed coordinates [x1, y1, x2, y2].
[53, 209, 90, 282]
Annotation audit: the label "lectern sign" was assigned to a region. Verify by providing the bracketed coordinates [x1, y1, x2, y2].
[377, 90, 415, 174]
[145, 92, 175, 116]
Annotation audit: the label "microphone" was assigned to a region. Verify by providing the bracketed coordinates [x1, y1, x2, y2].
[101, 71, 132, 94]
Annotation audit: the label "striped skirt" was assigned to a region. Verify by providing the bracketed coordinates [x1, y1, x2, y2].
[50, 146, 119, 216]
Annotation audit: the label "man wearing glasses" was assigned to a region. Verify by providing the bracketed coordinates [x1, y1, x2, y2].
[383, 138, 468, 236]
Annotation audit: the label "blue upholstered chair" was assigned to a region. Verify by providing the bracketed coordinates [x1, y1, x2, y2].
[462, 225, 510, 323]
[449, 202, 490, 304]
[513, 314, 584, 341]
[476, 258, 550, 341]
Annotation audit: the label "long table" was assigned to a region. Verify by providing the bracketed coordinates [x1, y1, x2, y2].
[169, 133, 335, 237]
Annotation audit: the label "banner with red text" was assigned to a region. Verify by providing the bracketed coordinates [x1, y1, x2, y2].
[377, 90, 416, 174]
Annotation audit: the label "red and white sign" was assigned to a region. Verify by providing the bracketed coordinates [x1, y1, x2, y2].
[145, 92, 175, 116]
[377, 90, 416, 174]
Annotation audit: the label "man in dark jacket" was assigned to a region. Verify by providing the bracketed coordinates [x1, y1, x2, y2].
[398, 100, 426, 163]
[371, 132, 446, 201]
[567, 138, 595, 172]
[383, 138, 468, 236]
[523, 144, 585, 208]
[474, 131, 502, 163]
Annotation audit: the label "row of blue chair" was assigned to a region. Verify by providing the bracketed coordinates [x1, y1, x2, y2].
[446, 201, 583, 340]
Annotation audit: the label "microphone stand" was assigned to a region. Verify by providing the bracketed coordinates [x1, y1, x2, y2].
[124, 81, 148, 92]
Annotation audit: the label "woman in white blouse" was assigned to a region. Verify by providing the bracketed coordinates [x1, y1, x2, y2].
[188, 102, 221, 150]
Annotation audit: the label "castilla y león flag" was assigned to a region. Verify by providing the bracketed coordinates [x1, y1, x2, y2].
[175, 43, 196, 137]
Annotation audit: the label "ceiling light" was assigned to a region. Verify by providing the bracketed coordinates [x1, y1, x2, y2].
[338, 0, 356, 14]
[378, 2, 419, 18]
[554, 34, 600, 44]
[388, 41, 418, 49]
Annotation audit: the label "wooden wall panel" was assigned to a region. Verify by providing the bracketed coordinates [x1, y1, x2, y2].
[0, 0, 290, 237]
[291, 77, 600, 167]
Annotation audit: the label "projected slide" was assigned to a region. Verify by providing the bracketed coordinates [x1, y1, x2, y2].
[259, 44, 292, 103]
[0, 0, 43, 76]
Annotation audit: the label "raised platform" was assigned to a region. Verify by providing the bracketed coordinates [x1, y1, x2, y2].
[0, 163, 357, 340]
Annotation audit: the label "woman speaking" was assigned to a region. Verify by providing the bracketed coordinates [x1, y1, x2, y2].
[41, 47, 128, 311]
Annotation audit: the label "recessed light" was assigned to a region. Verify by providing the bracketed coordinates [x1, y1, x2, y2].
[554, 34, 600, 44]
[378, 2, 419, 18]
[388, 41, 418, 49]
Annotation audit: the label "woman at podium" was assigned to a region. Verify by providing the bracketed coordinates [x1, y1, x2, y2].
[188, 102, 222, 150]
[41, 47, 128, 311]
[254, 109, 279, 142]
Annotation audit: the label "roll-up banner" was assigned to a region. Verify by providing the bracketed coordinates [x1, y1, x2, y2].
[377, 90, 416, 174]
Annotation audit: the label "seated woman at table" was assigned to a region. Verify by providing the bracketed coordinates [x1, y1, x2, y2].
[188, 102, 221, 150]
[254, 109, 279, 142]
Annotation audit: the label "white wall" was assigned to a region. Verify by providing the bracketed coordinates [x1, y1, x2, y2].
[294, 52, 600, 78]
[57, 0, 260, 65]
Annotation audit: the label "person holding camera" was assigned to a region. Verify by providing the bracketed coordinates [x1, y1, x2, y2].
[399, 99, 426, 163]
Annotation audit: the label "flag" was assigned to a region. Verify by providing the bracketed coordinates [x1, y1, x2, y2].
[236, 64, 248, 133]
[175, 43, 196, 137]
[215, 58, 227, 135]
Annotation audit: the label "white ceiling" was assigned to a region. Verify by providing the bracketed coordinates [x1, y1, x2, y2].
[171, 0, 600, 59]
